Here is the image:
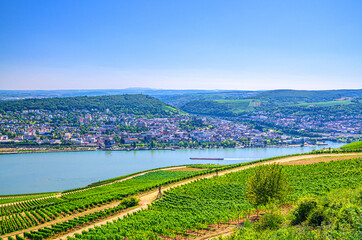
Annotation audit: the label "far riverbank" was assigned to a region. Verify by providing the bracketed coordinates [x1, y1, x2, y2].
[0, 142, 335, 155]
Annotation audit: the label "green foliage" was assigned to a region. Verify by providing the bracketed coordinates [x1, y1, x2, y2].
[291, 197, 318, 225]
[120, 196, 139, 208]
[223, 187, 362, 240]
[307, 206, 329, 227]
[178, 118, 209, 130]
[254, 209, 285, 230]
[247, 164, 292, 207]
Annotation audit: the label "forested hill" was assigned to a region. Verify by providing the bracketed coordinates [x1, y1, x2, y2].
[0, 94, 180, 116]
[179, 89, 362, 117]
[253, 89, 362, 105]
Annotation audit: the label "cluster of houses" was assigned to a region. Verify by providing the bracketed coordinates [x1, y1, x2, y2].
[0, 109, 360, 149]
[249, 111, 361, 135]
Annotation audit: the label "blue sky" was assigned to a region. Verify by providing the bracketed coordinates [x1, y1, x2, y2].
[0, 0, 361, 90]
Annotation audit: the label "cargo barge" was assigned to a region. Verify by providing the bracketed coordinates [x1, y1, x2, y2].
[189, 157, 224, 160]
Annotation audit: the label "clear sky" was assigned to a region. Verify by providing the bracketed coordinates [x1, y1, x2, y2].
[0, 0, 361, 90]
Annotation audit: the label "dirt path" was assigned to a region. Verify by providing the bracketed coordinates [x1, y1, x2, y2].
[56, 152, 361, 240]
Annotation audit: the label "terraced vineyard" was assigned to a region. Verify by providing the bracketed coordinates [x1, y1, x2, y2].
[0, 194, 57, 205]
[0, 170, 207, 237]
[65, 158, 362, 239]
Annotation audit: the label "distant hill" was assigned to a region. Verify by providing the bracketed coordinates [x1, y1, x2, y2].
[0, 94, 180, 116]
[0, 89, 259, 101]
[180, 89, 362, 116]
[181, 100, 235, 117]
[253, 89, 362, 105]
[156, 91, 260, 107]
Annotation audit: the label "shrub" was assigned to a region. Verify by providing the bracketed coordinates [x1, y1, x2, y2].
[307, 207, 329, 227]
[120, 197, 139, 208]
[337, 204, 361, 227]
[247, 164, 292, 207]
[292, 197, 318, 225]
[255, 210, 285, 230]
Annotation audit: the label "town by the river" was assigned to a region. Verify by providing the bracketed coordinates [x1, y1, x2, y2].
[0, 142, 345, 195]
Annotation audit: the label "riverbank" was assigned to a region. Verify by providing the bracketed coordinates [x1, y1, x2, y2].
[0, 143, 334, 155]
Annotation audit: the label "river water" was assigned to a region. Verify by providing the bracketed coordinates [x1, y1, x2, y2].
[0, 142, 344, 195]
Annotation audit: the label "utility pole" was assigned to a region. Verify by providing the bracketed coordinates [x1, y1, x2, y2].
[156, 185, 162, 199]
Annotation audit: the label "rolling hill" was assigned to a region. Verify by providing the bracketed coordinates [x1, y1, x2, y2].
[0, 94, 181, 116]
[180, 89, 362, 116]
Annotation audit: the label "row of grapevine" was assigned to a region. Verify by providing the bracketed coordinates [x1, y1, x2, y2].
[0, 206, 61, 234]
[0, 194, 55, 205]
[0, 198, 63, 217]
[23, 197, 138, 240]
[3, 234, 26, 240]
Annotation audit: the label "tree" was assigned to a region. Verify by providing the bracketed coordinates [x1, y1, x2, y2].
[246, 163, 291, 207]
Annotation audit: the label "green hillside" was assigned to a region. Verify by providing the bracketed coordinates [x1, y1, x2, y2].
[64, 157, 362, 240]
[253, 89, 362, 105]
[270, 100, 361, 117]
[0, 94, 180, 116]
[156, 91, 260, 107]
[180, 89, 362, 117]
[181, 100, 235, 116]
[341, 141, 362, 150]
[292, 99, 353, 107]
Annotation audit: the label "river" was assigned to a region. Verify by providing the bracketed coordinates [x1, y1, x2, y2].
[0, 142, 345, 195]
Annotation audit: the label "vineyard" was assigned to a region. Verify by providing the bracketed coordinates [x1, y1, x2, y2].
[0, 194, 57, 205]
[64, 158, 362, 239]
[0, 170, 207, 237]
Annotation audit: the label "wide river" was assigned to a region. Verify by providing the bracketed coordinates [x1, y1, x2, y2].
[0, 142, 345, 195]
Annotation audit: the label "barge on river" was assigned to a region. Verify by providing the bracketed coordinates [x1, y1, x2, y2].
[189, 157, 224, 160]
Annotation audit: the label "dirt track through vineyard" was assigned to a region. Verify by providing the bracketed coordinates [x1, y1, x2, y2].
[2, 153, 361, 239]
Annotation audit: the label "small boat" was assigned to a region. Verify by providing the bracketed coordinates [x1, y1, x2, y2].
[190, 157, 224, 160]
